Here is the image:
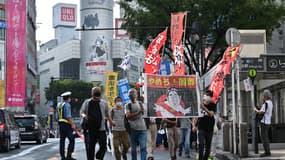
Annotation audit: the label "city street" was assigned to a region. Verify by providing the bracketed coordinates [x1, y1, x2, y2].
[0, 138, 204, 160]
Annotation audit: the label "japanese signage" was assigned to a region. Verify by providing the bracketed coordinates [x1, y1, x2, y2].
[61, 7, 75, 22]
[105, 72, 118, 108]
[85, 61, 107, 74]
[170, 12, 186, 75]
[118, 79, 131, 104]
[144, 28, 167, 74]
[6, 0, 26, 107]
[144, 74, 199, 118]
[266, 55, 285, 71]
[240, 57, 264, 71]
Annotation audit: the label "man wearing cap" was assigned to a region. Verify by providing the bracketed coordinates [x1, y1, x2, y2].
[57, 91, 76, 160]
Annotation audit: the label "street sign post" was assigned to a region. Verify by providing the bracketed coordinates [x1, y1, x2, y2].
[248, 68, 258, 153]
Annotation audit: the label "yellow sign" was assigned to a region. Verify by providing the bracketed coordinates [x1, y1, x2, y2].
[0, 80, 5, 107]
[105, 72, 118, 108]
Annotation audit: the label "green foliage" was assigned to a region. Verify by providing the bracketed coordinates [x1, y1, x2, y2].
[45, 79, 93, 116]
[119, 0, 285, 75]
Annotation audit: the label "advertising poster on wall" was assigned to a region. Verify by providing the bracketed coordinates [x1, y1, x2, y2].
[144, 74, 199, 118]
[6, 0, 26, 107]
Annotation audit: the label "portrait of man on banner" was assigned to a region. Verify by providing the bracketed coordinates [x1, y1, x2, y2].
[144, 74, 199, 118]
[154, 87, 191, 117]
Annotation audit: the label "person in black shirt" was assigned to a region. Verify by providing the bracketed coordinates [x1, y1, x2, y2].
[193, 90, 216, 160]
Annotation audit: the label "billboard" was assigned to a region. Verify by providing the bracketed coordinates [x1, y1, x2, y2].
[115, 18, 128, 38]
[53, 3, 77, 27]
[6, 0, 26, 107]
[144, 74, 199, 118]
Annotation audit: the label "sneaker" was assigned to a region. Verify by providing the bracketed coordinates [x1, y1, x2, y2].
[260, 152, 271, 157]
[66, 157, 76, 160]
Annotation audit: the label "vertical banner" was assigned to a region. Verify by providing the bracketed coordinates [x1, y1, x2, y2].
[209, 45, 241, 103]
[144, 28, 168, 74]
[170, 12, 186, 75]
[105, 72, 118, 108]
[0, 80, 5, 107]
[118, 79, 131, 104]
[144, 74, 199, 118]
[6, 0, 26, 107]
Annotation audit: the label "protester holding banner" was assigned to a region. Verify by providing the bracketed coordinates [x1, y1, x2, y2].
[163, 118, 179, 160]
[110, 96, 129, 160]
[125, 88, 147, 160]
[193, 90, 216, 160]
[139, 95, 158, 160]
[178, 118, 191, 158]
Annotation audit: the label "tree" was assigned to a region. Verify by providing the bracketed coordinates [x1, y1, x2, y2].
[45, 79, 93, 115]
[119, 0, 285, 75]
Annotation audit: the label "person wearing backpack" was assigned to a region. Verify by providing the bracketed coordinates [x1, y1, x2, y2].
[57, 91, 76, 160]
[125, 88, 147, 160]
[80, 87, 115, 160]
[254, 89, 273, 157]
[110, 96, 130, 160]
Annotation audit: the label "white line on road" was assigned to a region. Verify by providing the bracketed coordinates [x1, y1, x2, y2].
[1, 139, 58, 160]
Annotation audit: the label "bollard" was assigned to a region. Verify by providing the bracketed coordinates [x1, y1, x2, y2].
[239, 123, 248, 157]
[223, 121, 230, 151]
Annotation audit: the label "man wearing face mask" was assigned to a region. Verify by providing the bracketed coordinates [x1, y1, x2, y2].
[110, 96, 130, 160]
[80, 87, 115, 160]
[125, 88, 147, 160]
[193, 90, 217, 160]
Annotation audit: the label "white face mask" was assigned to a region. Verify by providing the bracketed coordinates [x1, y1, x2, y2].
[116, 102, 122, 107]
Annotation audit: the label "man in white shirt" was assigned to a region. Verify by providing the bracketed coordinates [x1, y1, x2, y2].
[255, 89, 273, 157]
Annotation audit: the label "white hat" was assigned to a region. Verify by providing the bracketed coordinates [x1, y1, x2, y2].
[61, 91, 72, 97]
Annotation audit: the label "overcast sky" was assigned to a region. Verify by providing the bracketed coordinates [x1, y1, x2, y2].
[36, 0, 120, 45]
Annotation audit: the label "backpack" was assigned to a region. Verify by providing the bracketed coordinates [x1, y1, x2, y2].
[124, 103, 132, 133]
[87, 99, 103, 131]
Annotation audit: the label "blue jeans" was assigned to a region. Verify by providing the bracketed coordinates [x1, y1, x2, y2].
[178, 128, 191, 156]
[130, 129, 147, 160]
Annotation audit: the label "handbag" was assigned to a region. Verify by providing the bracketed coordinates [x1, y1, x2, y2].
[80, 117, 88, 130]
[256, 102, 268, 122]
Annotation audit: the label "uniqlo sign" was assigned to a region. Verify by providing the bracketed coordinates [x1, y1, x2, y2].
[61, 7, 75, 22]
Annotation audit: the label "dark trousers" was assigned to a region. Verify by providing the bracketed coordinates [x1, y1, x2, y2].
[84, 130, 107, 160]
[260, 123, 271, 154]
[198, 130, 213, 160]
[59, 122, 75, 158]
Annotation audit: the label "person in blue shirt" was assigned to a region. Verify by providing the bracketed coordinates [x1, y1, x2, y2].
[57, 91, 76, 160]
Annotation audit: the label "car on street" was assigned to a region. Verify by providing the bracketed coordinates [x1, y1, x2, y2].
[0, 108, 21, 152]
[14, 114, 48, 144]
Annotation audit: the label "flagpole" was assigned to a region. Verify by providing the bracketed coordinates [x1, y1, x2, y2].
[161, 27, 168, 59]
[183, 11, 188, 75]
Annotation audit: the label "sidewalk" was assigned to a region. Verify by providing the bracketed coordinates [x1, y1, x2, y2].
[216, 143, 285, 160]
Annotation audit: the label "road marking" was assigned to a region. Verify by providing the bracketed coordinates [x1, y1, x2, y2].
[1, 139, 58, 160]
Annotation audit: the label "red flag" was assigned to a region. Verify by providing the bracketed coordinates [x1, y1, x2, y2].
[144, 28, 168, 74]
[209, 45, 242, 103]
[171, 12, 186, 75]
